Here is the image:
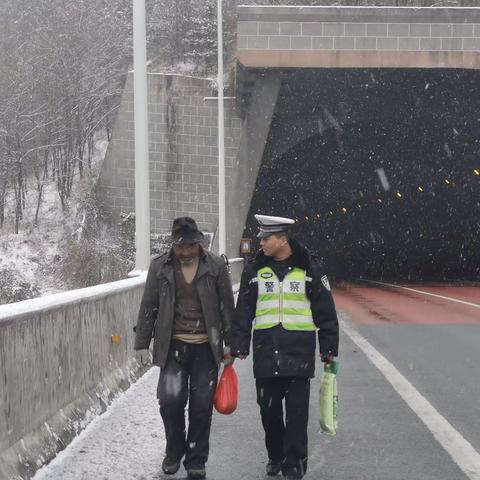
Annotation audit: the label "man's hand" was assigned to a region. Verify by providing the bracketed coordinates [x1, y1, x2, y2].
[135, 348, 152, 366]
[223, 353, 234, 366]
[223, 346, 234, 366]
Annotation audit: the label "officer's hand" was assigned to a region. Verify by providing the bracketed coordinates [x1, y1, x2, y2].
[321, 353, 335, 365]
[135, 348, 152, 366]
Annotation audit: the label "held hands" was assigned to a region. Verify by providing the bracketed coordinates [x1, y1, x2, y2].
[222, 345, 234, 366]
[135, 348, 152, 367]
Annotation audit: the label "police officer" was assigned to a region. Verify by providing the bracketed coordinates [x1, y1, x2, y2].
[232, 214, 339, 479]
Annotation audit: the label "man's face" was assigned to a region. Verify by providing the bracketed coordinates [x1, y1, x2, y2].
[260, 233, 288, 257]
[173, 243, 201, 263]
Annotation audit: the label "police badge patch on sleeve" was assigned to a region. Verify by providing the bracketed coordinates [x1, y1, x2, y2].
[321, 275, 331, 291]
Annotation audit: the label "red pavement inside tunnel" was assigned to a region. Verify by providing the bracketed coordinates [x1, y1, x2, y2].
[333, 283, 480, 325]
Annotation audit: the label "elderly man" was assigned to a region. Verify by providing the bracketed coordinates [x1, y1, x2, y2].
[134, 217, 235, 479]
[233, 214, 339, 480]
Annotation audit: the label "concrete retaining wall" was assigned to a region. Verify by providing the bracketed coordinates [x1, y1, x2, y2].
[0, 277, 147, 479]
[96, 73, 242, 235]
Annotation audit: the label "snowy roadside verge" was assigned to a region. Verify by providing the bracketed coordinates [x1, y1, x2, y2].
[33, 367, 165, 480]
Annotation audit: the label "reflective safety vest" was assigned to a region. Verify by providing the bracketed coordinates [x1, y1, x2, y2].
[253, 266, 316, 331]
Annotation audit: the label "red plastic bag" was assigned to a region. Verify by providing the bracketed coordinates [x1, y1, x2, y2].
[214, 365, 238, 414]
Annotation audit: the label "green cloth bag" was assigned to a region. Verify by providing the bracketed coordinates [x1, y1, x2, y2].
[319, 361, 339, 436]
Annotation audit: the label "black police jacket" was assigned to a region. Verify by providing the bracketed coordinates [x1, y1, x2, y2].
[232, 239, 339, 378]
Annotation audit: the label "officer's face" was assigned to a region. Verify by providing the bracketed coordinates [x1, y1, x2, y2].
[173, 243, 200, 263]
[260, 233, 288, 257]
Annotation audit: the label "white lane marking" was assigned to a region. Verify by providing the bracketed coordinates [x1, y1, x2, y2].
[363, 279, 480, 309]
[341, 318, 480, 480]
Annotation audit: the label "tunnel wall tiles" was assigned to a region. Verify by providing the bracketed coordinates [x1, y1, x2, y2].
[238, 22, 480, 52]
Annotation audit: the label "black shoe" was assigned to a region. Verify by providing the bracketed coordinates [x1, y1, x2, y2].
[187, 466, 206, 479]
[162, 457, 181, 475]
[266, 459, 282, 476]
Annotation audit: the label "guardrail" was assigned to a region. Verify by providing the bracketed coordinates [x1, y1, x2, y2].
[0, 276, 147, 480]
[0, 255, 245, 479]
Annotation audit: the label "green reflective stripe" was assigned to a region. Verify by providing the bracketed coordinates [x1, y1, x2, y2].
[256, 307, 281, 317]
[283, 323, 317, 331]
[256, 300, 281, 311]
[254, 322, 279, 330]
[283, 292, 308, 301]
[283, 315, 315, 323]
[283, 299, 311, 309]
[258, 293, 280, 302]
[257, 300, 310, 311]
[283, 307, 312, 316]
[256, 309, 314, 319]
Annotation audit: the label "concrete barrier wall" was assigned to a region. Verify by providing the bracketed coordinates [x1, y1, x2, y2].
[0, 276, 146, 480]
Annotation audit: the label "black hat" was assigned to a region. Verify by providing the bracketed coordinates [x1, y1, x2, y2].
[171, 217, 204, 244]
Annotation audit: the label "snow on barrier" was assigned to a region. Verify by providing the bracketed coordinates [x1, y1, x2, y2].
[0, 275, 147, 480]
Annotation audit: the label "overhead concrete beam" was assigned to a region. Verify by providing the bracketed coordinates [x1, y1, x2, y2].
[237, 50, 480, 70]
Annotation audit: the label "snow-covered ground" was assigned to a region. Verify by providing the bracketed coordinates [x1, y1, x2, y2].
[33, 367, 165, 480]
[0, 135, 109, 300]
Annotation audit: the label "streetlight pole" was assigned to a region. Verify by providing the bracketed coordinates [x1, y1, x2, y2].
[217, 0, 226, 255]
[133, 0, 150, 271]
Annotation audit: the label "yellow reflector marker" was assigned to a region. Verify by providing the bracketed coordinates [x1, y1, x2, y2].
[111, 334, 121, 345]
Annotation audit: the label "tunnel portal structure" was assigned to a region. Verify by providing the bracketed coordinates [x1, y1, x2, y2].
[97, 5, 480, 281]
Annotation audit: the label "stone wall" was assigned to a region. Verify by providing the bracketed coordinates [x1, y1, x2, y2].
[96, 73, 242, 234]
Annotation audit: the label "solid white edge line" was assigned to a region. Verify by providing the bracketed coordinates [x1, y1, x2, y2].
[363, 279, 480, 309]
[340, 318, 480, 480]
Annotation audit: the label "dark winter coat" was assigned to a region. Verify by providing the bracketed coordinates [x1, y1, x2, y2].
[134, 248, 235, 368]
[232, 239, 339, 379]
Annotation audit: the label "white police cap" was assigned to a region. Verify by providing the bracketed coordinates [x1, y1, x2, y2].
[255, 214, 295, 238]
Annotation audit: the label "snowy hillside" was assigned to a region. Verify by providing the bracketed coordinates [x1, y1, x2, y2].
[0, 137, 116, 304]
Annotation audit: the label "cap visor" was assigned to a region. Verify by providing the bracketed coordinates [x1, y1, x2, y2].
[257, 230, 275, 238]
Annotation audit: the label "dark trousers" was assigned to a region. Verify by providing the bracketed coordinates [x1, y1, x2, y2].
[157, 340, 218, 468]
[256, 376, 310, 479]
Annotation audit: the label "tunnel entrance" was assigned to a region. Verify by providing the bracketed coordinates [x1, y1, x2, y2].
[244, 69, 480, 282]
